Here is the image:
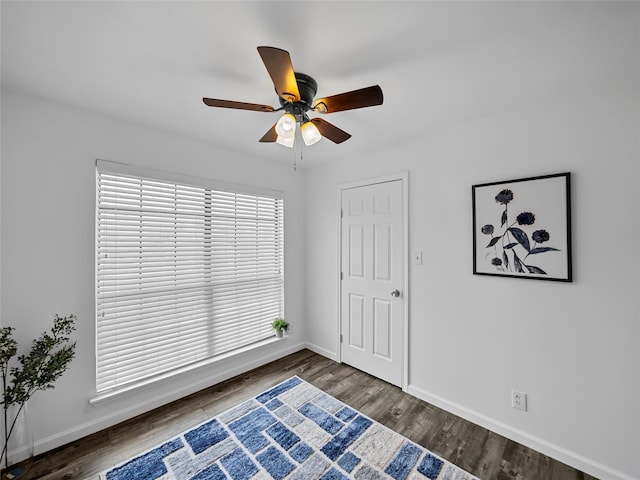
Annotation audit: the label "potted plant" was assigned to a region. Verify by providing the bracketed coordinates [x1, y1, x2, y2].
[1, 314, 77, 471]
[271, 318, 289, 338]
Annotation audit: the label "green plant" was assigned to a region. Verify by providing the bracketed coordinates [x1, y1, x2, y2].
[1, 314, 77, 469]
[271, 318, 289, 332]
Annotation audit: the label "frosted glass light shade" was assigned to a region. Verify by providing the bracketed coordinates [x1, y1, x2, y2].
[301, 121, 322, 146]
[276, 135, 295, 148]
[275, 113, 296, 139]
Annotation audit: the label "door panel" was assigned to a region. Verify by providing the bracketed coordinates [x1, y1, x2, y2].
[373, 298, 391, 359]
[374, 223, 391, 281]
[348, 294, 365, 349]
[340, 179, 404, 387]
[349, 225, 365, 278]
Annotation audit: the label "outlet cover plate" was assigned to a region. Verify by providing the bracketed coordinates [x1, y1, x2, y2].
[512, 390, 527, 412]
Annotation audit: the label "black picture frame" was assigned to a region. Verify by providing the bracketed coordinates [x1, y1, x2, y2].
[472, 172, 572, 282]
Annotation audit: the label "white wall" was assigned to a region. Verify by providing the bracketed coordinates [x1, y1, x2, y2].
[0, 89, 307, 454]
[303, 5, 640, 480]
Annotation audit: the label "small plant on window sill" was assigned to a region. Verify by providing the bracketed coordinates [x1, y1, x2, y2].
[272, 318, 289, 338]
[0, 314, 77, 470]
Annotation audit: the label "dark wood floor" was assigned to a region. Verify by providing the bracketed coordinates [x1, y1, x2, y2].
[6, 349, 597, 480]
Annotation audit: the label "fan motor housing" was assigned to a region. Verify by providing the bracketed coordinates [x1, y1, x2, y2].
[279, 72, 317, 108]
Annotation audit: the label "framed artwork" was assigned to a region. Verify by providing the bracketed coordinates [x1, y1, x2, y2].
[472, 172, 572, 282]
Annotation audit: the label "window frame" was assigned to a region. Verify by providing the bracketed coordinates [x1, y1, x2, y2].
[95, 160, 285, 397]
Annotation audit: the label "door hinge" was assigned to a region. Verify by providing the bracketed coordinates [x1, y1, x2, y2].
[340, 271, 343, 280]
[340, 334, 343, 343]
[341, 208, 344, 218]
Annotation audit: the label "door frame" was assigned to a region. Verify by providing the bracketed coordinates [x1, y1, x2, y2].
[337, 172, 409, 391]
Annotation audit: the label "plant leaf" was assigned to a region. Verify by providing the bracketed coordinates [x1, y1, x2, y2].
[4, 314, 77, 407]
[486, 237, 501, 248]
[502, 251, 509, 270]
[508, 228, 530, 251]
[513, 252, 524, 273]
[504, 243, 518, 249]
[526, 265, 547, 274]
[501, 210, 507, 227]
[529, 247, 560, 254]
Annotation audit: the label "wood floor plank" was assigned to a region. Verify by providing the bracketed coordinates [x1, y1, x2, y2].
[3, 350, 598, 480]
[472, 431, 509, 480]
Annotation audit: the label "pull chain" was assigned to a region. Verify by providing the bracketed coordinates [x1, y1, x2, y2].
[293, 145, 297, 171]
[292, 129, 303, 171]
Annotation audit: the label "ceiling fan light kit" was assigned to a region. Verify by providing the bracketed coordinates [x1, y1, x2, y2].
[275, 113, 296, 139]
[276, 135, 295, 148]
[203, 46, 383, 148]
[301, 120, 322, 146]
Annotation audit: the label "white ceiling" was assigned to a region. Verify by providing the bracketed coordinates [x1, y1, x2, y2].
[1, 1, 626, 165]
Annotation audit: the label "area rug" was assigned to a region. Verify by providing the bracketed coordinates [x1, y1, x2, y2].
[101, 376, 480, 480]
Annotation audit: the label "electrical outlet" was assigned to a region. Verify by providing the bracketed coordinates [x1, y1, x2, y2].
[512, 390, 527, 412]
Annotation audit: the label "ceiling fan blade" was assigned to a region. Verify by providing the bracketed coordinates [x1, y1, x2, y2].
[313, 85, 383, 113]
[311, 118, 352, 144]
[259, 123, 278, 143]
[203, 98, 275, 112]
[257, 46, 300, 103]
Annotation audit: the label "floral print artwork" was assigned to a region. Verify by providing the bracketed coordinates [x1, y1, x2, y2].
[473, 173, 572, 281]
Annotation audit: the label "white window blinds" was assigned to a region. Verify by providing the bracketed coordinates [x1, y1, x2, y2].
[96, 161, 284, 393]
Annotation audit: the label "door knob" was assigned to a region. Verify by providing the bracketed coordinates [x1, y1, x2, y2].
[391, 289, 401, 297]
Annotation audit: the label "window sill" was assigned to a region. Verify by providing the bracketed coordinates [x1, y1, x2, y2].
[89, 336, 287, 406]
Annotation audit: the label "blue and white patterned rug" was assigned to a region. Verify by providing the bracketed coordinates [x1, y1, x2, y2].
[101, 376, 480, 480]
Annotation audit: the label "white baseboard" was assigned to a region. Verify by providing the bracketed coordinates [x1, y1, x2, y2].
[35, 340, 306, 456]
[406, 384, 638, 480]
[304, 342, 338, 362]
[4, 444, 34, 467]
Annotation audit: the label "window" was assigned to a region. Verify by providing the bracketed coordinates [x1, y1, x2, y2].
[96, 160, 284, 393]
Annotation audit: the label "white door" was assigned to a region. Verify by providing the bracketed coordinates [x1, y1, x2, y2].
[340, 179, 404, 387]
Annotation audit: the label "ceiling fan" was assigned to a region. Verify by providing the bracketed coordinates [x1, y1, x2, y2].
[202, 46, 383, 147]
